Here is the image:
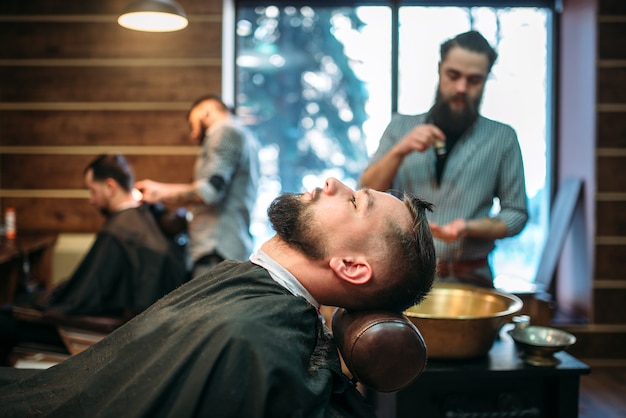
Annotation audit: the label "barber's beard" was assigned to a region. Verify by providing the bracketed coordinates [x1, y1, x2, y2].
[429, 88, 481, 137]
[267, 192, 326, 260]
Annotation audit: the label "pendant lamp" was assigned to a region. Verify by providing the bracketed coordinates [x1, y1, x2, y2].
[118, 0, 188, 32]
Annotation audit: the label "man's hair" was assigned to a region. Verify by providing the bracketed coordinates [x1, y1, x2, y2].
[186, 93, 233, 118]
[369, 194, 436, 312]
[440, 30, 498, 73]
[84, 154, 135, 192]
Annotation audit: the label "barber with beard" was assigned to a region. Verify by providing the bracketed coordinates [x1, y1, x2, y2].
[360, 30, 528, 288]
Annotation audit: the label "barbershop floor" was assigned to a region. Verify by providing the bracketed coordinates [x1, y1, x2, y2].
[9, 349, 626, 418]
[578, 365, 626, 418]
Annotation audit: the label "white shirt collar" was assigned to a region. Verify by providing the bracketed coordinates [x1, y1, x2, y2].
[115, 200, 141, 212]
[249, 249, 321, 313]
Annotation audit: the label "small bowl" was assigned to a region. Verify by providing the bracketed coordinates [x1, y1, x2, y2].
[509, 325, 576, 366]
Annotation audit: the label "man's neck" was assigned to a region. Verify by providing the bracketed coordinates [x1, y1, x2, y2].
[260, 236, 331, 302]
[112, 198, 140, 213]
[208, 114, 231, 133]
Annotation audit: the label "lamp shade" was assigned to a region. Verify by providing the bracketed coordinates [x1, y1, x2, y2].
[118, 0, 188, 32]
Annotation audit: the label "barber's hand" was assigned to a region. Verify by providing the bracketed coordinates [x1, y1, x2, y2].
[429, 219, 467, 243]
[134, 179, 164, 204]
[395, 124, 446, 156]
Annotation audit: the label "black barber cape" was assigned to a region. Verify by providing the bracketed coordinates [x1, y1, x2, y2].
[46, 205, 187, 316]
[0, 261, 375, 418]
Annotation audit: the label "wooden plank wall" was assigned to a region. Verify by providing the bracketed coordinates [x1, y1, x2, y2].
[0, 0, 223, 233]
[563, 0, 626, 364]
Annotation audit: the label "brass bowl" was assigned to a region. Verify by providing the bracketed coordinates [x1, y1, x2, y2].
[509, 325, 576, 366]
[404, 283, 523, 359]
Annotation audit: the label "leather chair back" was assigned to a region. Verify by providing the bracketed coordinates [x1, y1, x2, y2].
[332, 308, 427, 392]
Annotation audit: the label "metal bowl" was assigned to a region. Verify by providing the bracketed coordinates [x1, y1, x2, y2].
[509, 325, 576, 366]
[404, 283, 523, 359]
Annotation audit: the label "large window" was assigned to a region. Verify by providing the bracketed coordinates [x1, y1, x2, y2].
[235, 2, 553, 290]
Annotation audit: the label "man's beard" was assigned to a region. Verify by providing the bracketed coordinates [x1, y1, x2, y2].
[267, 191, 326, 260]
[429, 87, 481, 137]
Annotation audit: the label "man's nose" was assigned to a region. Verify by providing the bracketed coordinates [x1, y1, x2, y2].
[324, 177, 350, 196]
[455, 78, 468, 94]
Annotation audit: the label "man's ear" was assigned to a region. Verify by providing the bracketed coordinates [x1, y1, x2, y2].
[104, 178, 118, 195]
[329, 256, 372, 285]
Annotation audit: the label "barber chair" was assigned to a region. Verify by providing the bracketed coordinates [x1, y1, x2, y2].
[11, 305, 428, 395]
[8, 307, 429, 394]
[10, 205, 188, 359]
[331, 308, 428, 393]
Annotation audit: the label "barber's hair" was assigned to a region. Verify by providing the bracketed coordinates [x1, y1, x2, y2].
[373, 194, 436, 312]
[187, 93, 234, 118]
[440, 30, 498, 73]
[84, 154, 135, 192]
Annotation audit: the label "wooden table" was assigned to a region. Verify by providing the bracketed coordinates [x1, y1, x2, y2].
[373, 326, 590, 418]
[0, 233, 58, 304]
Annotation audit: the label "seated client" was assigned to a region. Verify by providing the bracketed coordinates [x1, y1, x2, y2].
[0, 154, 188, 363]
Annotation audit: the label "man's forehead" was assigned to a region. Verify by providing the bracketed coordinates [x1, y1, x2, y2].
[373, 188, 404, 204]
[374, 190, 411, 222]
[443, 47, 489, 72]
[189, 105, 205, 118]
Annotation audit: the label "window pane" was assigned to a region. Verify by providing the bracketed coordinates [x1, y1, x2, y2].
[236, 5, 391, 244]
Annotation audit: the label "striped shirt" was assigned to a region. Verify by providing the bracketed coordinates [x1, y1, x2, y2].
[189, 119, 260, 263]
[366, 112, 528, 262]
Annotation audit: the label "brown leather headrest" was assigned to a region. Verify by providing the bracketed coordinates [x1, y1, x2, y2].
[332, 308, 427, 392]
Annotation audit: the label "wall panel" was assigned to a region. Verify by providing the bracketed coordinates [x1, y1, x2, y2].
[0, 0, 224, 235]
[1, 154, 196, 190]
[596, 156, 626, 192]
[594, 289, 626, 324]
[567, 329, 626, 360]
[598, 22, 626, 60]
[599, 0, 626, 15]
[597, 67, 626, 103]
[595, 244, 626, 280]
[0, 1, 221, 15]
[1, 197, 103, 233]
[597, 112, 626, 148]
[596, 201, 626, 235]
[0, 66, 221, 102]
[577, 0, 626, 361]
[0, 22, 222, 59]
[0, 111, 192, 146]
